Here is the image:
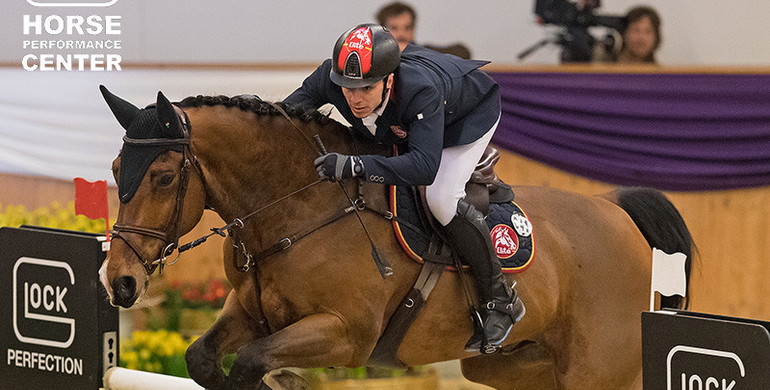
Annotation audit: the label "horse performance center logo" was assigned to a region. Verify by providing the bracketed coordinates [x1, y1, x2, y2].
[26, 0, 119, 6]
[21, 0, 122, 71]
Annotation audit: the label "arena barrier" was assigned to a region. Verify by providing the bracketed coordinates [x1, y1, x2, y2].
[103, 367, 203, 390]
[1, 226, 118, 389]
[642, 310, 770, 389]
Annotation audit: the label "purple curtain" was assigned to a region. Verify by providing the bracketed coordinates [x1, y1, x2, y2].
[489, 72, 770, 191]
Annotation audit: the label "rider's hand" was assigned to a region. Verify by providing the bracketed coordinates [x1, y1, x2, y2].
[314, 153, 365, 181]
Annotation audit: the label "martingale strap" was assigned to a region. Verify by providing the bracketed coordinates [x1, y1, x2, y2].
[368, 240, 454, 368]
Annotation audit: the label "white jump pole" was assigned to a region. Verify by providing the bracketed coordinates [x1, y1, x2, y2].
[103, 367, 203, 390]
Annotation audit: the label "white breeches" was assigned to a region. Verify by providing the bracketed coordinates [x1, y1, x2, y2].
[425, 115, 500, 226]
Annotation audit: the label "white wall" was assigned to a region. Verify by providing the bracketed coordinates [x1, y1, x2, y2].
[1, 0, 770, 66]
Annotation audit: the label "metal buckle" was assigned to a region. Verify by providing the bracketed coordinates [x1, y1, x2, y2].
[279, 238, 292, 250]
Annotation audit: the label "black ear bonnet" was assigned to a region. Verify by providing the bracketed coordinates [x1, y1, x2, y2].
[100, 85, 186, 203]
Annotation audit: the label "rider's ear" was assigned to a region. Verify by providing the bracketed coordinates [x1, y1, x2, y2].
[100, 85, 140, 131]
[156, 91, 184, 138]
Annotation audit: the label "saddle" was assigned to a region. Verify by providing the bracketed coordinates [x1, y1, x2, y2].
[418, 146, 513, 227]
[368, 147, 535, 367]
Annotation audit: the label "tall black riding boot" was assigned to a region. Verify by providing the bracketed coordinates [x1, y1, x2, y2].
[443, 199, 525, 354]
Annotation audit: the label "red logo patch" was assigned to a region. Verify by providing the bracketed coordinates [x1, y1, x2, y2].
[339, 27, 373, 75]
[390, 126, 407, 138]
[490, 224, 519, 259]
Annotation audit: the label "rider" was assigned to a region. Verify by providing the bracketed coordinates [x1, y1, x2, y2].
[283, 24, 524, 353]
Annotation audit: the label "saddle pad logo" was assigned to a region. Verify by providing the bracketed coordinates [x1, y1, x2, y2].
[511, 213, 532, 236]
[491, 224, 518, 259]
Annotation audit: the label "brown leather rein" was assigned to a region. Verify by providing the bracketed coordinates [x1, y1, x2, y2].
[111, 100, 392, 279]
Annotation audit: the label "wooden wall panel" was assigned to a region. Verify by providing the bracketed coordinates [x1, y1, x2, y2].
[3, 150, 770, 320]
[493, 148, 770, 320]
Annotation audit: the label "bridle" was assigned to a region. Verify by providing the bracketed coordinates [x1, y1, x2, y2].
[110, 105, 205, 275]
[110, 99, 392, 278]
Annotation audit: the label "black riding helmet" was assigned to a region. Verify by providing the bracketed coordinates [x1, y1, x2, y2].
[330, 24, 400, 89]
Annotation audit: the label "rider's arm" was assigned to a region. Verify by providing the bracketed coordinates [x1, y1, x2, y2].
[359, 85, 444, 186]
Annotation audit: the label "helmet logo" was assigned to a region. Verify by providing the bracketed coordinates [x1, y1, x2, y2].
[339, 27, 373, 79]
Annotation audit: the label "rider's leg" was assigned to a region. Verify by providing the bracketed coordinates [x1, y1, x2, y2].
[425, 117, 524, 353]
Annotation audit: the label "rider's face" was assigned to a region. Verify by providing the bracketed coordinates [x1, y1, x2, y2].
[342, 74, 394, 119]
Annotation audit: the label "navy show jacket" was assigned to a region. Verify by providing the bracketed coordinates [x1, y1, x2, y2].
[284, 44, 501, 186]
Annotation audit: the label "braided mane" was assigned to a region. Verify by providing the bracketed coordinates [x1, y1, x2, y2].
[178, 95, 331, 125]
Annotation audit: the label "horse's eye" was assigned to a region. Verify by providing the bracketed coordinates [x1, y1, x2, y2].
[157, 173, 175, 187]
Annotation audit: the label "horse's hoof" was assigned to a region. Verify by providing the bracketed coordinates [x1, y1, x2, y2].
[263, 370, 311, 390]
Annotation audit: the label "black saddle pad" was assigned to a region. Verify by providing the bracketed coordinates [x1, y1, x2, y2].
[389, 185, 535, 273]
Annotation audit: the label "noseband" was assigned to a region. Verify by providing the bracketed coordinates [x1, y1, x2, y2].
[111, 105, 205, 275]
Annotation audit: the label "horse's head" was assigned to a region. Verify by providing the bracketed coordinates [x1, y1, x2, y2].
[98, 86, 206, 308]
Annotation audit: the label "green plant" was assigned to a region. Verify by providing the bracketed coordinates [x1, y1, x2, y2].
[0, 201, 112, 234]
[120, 330, 192, 377]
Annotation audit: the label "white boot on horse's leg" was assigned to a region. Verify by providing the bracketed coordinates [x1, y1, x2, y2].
[443, 199, 525, 354]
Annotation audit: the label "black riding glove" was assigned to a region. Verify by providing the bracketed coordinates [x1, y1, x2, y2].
[314, 153, 365, 181]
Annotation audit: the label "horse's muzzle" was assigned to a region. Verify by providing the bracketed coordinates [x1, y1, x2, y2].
[112, 275, 138, 308]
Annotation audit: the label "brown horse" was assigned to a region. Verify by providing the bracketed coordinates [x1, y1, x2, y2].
[98, 87, 694, 390]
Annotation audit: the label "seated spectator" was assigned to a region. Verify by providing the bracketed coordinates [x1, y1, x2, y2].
[616, 6, 661, 64]
[376, 2, 416, 52]
[376, 1, 472, 59]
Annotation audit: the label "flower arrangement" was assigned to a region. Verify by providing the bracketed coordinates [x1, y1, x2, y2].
[161, 278, 231, 335]
[0, 201, 111, 234]
[120, 330, 193, 377]
[167, 278, 230, 310]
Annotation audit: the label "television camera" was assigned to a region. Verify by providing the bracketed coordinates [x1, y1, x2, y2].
[519, 0, 625, 63]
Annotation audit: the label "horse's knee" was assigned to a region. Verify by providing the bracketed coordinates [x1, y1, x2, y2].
[227, 342, 270, 390]
[186, 336, 226, 390]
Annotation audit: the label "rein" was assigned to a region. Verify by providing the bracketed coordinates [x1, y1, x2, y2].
[114, 100, 392, 278]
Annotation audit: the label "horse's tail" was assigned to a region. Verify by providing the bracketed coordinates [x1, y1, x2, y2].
[604, 187, 695, 310]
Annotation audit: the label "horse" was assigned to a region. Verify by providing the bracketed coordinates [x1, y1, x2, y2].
[97, 86, 694, 390]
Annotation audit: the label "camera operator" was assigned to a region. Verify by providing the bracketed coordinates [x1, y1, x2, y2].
[527, 0, 661, 64]
[614, 6, 661, 64]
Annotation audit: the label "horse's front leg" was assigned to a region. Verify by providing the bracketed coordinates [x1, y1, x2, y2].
[226, 312, 364, 390]
[186, 290, 264, 390]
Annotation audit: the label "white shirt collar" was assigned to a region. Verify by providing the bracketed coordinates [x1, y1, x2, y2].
[361, 89, 391, 136]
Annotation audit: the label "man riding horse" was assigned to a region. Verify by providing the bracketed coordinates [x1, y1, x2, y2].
[284, 23, 524, 353]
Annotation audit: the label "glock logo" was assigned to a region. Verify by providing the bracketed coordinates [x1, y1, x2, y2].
[26, 0, 118, 7]
[667, 345, 745, 390]
[12, 257, 76, 348]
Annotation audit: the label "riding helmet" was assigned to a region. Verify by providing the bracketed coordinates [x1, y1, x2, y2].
[330, 24, 400, 89]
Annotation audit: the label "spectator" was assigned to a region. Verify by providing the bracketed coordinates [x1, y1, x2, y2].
[376, 2, 416, 52]
[616, 6, 661, 64]
[375, 2, 472, 58]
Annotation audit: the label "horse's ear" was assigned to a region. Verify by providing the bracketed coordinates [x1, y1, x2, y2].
[156, 91, 183, 138]
[100, 85, 140, 131]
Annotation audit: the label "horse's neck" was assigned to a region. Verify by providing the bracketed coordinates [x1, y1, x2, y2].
[190, 108, 361, 227]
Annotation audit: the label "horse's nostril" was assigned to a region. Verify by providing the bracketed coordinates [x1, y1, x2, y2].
[112, 276, 137, 308]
